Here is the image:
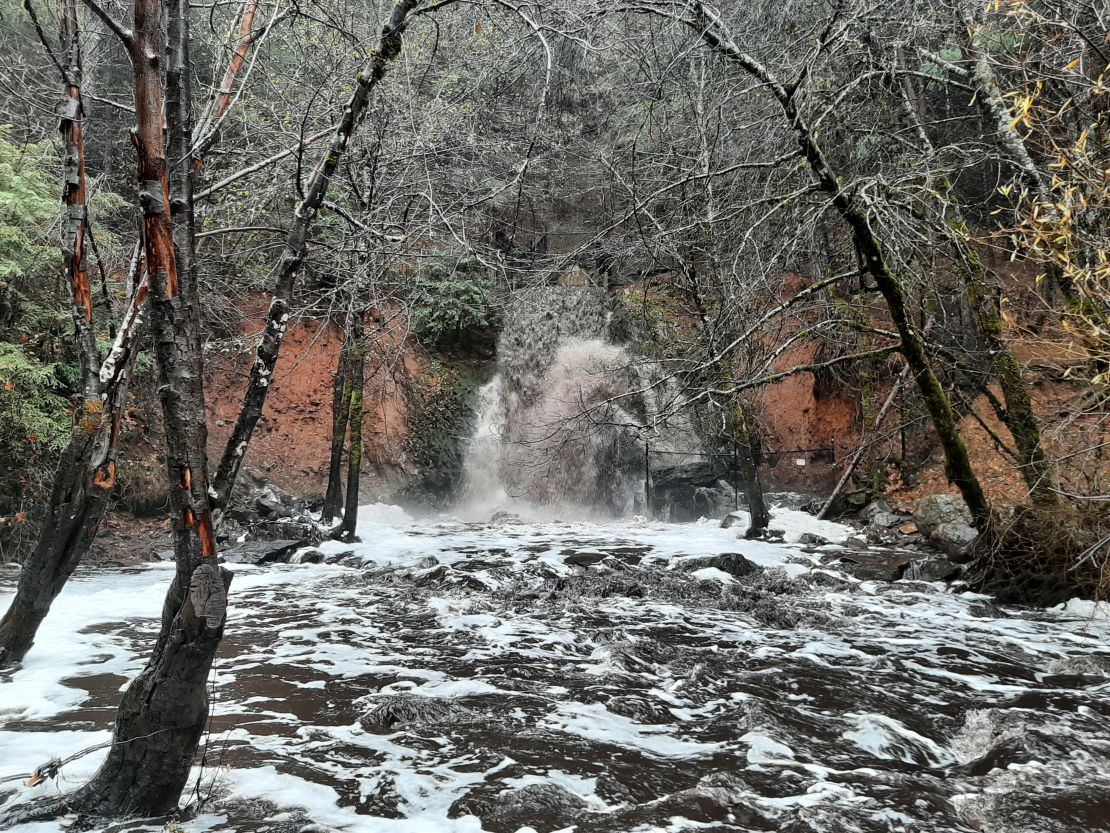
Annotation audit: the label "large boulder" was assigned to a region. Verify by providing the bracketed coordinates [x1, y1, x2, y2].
[930, 522, 979, 562]
[860, 500, 892, 523]
[679, 552, 763, 579]
[828, 551, 912, 582]
[222, 539, 303, 565]
[913, 494, 972, 536]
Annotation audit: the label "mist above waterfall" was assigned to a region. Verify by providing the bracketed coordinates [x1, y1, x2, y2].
[459, 282, 701, 519]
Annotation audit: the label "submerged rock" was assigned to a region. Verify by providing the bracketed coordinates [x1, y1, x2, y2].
[452, 782, 590, 832]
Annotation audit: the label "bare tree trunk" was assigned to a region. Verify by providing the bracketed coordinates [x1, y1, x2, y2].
[819, 364, 910, 519]
[46, 0, 231, 817]
[0, 0, 260, 670]
[729, 400, 768, 537]
[338, 316, 366, 541]
[321, 321, 353, 524]
[0, 0, 143, 668]
[894, 80, 1058, 507]
[682, 2, 992, 528]
[210, 0, 421, 511]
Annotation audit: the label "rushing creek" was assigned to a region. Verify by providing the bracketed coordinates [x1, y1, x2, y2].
[1, 504, 1109, 833]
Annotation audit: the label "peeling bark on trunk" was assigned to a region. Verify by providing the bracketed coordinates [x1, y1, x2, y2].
[0, 2, 144, 669]
[193, 0, 259, 162]
[58, 0, 230, 817]
[210, 0, 421, 512]
[321, 322, 353, 524]
[339, 316, 366, 541]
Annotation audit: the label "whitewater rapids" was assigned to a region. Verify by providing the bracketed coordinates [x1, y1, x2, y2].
[1, 504, 1109, 832]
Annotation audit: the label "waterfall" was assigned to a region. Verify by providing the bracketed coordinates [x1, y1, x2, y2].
[459, 282, 704, 519]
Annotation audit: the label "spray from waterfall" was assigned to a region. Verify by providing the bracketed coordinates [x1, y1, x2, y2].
[458, 283, 703, 519]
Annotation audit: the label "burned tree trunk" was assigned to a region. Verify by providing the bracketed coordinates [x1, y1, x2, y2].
[321, 322, 353, 524]
[0, 0, 144, 669]
[338, 316, 367, 541]
[210, 0, 421, 511]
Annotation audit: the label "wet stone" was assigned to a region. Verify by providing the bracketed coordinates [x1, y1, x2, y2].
[564, 550, 608, 568]
[828, 550, 912, 582]
[222, 538, 303, 564]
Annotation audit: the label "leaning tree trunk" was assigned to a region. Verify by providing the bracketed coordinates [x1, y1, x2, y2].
[0, 0, 144, 669]
[321, 321, 353, 523]
[681, 3, 991, 529]
[0, 0, 264, 669]
[338, 316, 366, 541]
[210, 0, 421, 512]
[52, 0, 230, 818]
[894, 80, 1058, 507]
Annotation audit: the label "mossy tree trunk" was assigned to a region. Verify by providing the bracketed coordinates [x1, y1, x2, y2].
[680, 2, 992, 529]
[339, 315, 366, 541]
[957, 241, 1057, 505]
[894, 79, 1058, 508]
[729, 399, 769, 537]
[321, 321, 353, 524]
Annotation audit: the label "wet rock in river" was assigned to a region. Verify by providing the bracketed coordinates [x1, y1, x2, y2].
[904, 555, 961, 582]
[929, 521, 978, 561]
[678, 552, 763, 579]
[564, 550, 607, 568]
[829, 551, 912, 582]
[222, 539, 303, 564]
[452, 782, 590, 833]
[359, 694, 473, 732]
[797, 532, 829, 547]
[913, 493, 972, 535]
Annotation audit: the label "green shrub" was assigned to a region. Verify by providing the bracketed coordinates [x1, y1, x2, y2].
[410, 258, 496, 347]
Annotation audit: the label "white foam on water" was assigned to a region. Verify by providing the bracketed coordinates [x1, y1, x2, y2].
[544, 701, 723, 759]
[2, 504, 1109, 833]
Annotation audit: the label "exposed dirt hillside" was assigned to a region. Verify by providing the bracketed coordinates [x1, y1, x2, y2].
[204, 298, 422, 499]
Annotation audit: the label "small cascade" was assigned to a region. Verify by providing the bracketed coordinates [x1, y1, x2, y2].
[459, 280, 705, 518]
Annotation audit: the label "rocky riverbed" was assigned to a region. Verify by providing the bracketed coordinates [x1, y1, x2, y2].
[1, 504, 1109, 833]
